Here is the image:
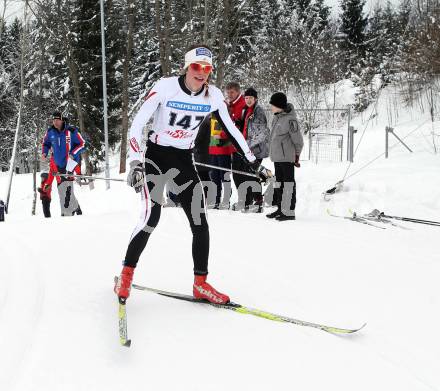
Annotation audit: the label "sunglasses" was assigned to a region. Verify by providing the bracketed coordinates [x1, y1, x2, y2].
[189, 63, 213, 74]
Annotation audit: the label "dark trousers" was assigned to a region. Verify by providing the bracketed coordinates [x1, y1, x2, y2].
[124, 141, 209, 275]
[208, 155, 231, 205]
[232, 153, 262, 206]
[274, 162, 296, 214]
[41, 197, 51, 218]
[197, 169, 211, 200]
[0, 200, 5, 222]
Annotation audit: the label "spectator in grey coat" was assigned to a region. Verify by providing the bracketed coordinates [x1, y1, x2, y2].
[244, 88, 270, 160]
[241, 87, 269, 210]
[266, 92, 303, 221]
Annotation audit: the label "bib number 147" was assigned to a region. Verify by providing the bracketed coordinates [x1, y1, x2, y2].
[168, 112, 205, 130]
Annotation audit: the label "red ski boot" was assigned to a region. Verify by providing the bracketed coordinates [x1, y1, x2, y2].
[193, 275, 230, 304]
[114, 266, 134, 299]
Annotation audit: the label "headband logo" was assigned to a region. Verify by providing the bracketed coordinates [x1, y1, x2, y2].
[195, 48, 212, 58]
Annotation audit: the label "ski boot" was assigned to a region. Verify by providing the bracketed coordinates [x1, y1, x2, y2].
[193, 275, 230, 304]
[114, 266, 134, 300]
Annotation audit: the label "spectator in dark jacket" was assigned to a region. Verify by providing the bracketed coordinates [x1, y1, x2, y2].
[266, 92, 303, 221]
[194, 116, 213, 200]
[207, 113, 232, 209]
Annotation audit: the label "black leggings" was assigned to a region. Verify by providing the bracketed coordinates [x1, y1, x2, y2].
[124, 142, 209, 275]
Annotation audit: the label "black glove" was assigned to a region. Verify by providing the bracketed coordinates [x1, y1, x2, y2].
[248, 160, 273, 184]
[294, 155, 301, 168]
[127, 160, 145, 193]
[256, 165, 273, 184]
[248, 160, 261, 173]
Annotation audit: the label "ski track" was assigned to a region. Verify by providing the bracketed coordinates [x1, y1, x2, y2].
[367, 339, 439, 391]
[0, 229, 45, 391]
[1, 132, 440, 389]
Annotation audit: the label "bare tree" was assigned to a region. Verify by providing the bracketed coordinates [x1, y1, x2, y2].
[32, 37, 46, 215]
[4, 2, 27, 211]
[119, 0, 135, 173]
[155, 0, 172, 76]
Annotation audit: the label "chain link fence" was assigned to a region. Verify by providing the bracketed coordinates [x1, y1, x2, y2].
[308, 133, 344, 163]
[263, 107, 350, 163]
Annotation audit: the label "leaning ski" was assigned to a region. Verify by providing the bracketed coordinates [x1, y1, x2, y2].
[118, 297, 131, 347]
[327, 209, 386, 229]
[131, 282, 366, 335]
[116, 275, 132, 347]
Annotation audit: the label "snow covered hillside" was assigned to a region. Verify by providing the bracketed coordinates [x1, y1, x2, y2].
[1, 85, 440, 391]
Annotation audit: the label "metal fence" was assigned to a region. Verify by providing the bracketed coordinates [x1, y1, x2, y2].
[308, 132, 343, 163]
[263, 107, 350, 163]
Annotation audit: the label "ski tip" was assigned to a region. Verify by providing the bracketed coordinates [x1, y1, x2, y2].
[122, 339, 131, 348]
[346, 322, 367, 334]
[325, 322, 367, 335]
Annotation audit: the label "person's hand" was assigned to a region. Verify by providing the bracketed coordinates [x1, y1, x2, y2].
[248, 160, 261, 173]
[257, 165, 273, 184]
[294, 155, 301, 168]
[127, 160, 144, 193]
[248, 161, 273, 184]
[41, 154, 47, 162]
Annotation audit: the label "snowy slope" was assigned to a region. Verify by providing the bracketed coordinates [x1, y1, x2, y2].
[1, 85, 440, 391]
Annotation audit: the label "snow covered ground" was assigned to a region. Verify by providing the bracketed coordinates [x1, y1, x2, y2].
[1, 85, 440, 391]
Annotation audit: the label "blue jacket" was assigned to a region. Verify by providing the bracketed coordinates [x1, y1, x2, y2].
[42, 124, 86, 169]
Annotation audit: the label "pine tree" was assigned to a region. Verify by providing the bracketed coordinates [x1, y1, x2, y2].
[402, 0, 440, 77]
[366, 2, 401, 82]
[0, 18, 22, 170]
[339, 0, 368, 74]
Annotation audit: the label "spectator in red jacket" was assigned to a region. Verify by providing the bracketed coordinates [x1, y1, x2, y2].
[38, 155, 57, 218]
[225, 81, 246, 130]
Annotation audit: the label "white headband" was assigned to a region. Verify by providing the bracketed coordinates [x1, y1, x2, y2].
[184, 47, 213, 69]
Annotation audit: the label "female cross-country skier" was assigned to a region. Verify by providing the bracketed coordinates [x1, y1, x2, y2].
[114, 44, 261, 304]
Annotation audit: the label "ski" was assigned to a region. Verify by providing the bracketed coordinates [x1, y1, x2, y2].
[326, 209, 386, 229]
[349, 209, 411, 230]
[117, 295, 131, 347]
[370, 209, 440, 227]
[131, 281, 366, 335]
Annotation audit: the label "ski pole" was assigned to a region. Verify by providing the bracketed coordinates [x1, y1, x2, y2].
[56, 164, 274, 184]
[378, 212, 440, 227]
[55, 173, 125, 182]
[195, 162, 258, 178]
[194, 162, 274, 183]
